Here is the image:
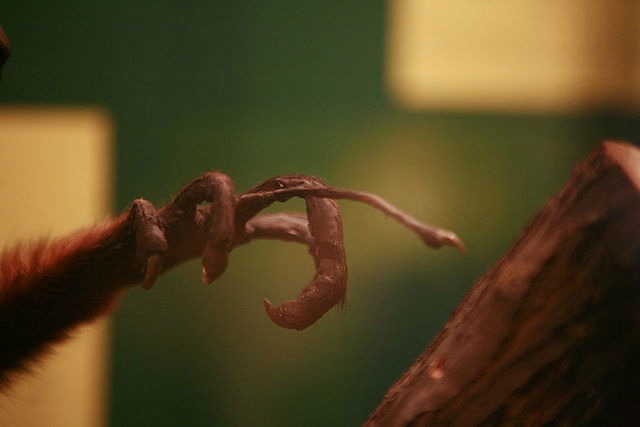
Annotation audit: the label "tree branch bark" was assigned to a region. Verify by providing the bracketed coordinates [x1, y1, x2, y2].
[367, 141, 640, 426]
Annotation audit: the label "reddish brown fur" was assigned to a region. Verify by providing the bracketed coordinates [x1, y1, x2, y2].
[0, 214, 142, 383]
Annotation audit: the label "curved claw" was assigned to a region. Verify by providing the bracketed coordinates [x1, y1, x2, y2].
[263, 269, 346, 330]
[142, 254, 164, 290]
[263, 298, 293, 329]
[263, 297, 320, 331]
[235, 212, 342, 329]
[201, 245, 229, 284]
[261, 196, 348, 330]
[443, 231, 467, 255]
[231, 211, 336, 329]
[417, 227, 467, 255]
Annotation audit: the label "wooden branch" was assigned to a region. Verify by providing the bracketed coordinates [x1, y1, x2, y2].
[366, 141, 640, 426]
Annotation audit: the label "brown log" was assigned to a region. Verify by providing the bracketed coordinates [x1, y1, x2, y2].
[366, 141, 640, 426]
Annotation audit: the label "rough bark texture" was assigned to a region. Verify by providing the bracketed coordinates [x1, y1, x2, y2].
[367, 141, 640, 426]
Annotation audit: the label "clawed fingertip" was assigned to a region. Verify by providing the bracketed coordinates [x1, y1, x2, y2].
[202, 265, 212, 284]
[142, 254, 164, 290]
[447, 233, 467, 255]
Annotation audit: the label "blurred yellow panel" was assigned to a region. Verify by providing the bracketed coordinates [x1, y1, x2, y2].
[386, 0, 640, 112]
[0, 107, 113, 427]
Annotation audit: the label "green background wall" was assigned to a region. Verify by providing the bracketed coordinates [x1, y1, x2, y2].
[2, 2, 639, 425]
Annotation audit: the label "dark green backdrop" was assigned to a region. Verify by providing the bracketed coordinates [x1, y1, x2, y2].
[2, 2, 638, 425]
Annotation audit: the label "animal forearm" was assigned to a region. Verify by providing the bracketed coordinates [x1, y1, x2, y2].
[0, 214, 139, 379]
